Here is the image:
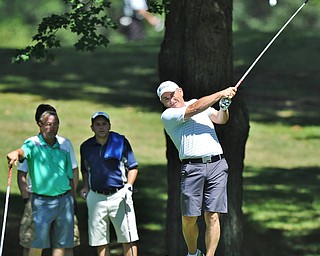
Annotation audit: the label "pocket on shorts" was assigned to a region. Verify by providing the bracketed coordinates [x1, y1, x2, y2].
[181, 163, 198, 179]
[224, 159, 229, 171]
[216, 159, 229, 188]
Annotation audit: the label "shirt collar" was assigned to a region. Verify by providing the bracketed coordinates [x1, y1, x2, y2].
[38, 133, 60, 148]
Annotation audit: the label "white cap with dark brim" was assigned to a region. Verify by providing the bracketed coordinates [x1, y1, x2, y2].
[157, 81, 179, 100]
[91, 111, 110, 122]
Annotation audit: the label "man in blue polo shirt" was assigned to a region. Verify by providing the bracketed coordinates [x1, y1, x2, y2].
[7, 110, 74, 256]
[80, 111, 139, 256]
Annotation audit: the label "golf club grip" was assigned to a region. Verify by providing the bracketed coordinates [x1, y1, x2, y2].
[7, 167, 12, 186]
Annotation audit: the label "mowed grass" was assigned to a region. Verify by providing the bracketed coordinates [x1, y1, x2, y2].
[0, 27, 319, 256]
[0, 38, 168, 255]
[234, 29, 320, 255]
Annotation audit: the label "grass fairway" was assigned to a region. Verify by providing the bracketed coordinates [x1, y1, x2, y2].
[0, 38, 168, 255]
[0, 28, 320, 256]
[234, 29, 320, 256]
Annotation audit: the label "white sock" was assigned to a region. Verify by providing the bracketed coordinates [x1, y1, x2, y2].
[188, 249, 199, 256]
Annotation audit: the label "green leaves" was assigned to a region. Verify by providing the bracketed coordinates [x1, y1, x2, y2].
[12, 0, 116, 63]
[148, 0, 168, 15]
[11, 0, 167, 63]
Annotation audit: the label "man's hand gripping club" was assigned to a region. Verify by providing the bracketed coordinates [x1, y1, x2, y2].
[219, 87, 237, 111]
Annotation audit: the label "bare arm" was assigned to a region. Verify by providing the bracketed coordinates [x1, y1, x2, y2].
[208, 108, 230, 124]
[80, 171, 89, 199]
[69, 178, 76, 200]
[72, 167, 79, 208]
[124, 168, 139, 196]
[127, 168, 138, 186]
[136, 9, 160, 27]
[17, 171, 30, 200]
[184, 87, 237, 120]
[72, 167, 79, 191]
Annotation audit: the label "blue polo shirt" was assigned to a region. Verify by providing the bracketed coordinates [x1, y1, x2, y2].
[80, 131, 138, 191]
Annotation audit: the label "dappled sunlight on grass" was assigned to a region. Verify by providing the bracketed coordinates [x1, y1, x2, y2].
[140, 223, 164, 231]
[0, 26, 319, 255]
[243, 166, 320, 255]
[245, 122, 320, 168]
[82, 85, 112, 94]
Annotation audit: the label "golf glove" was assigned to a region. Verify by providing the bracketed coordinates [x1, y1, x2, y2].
[123, 183, 133, 198]
[219, 97, 232, 111]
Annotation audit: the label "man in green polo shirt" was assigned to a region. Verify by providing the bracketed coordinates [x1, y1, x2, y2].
[7, 110, 74, 256]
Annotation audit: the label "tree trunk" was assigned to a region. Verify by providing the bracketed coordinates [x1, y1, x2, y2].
[158, 0, 250, 255]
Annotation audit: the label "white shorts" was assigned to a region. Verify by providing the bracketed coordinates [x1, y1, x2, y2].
[86, 189, 139, 246]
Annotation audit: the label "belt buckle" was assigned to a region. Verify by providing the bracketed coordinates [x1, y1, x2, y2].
[202, 156, 212, 163]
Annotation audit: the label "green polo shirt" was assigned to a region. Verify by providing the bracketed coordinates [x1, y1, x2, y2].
[21, 134, 73, 196]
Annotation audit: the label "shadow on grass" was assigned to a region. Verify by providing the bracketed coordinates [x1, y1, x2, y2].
[0, 40, 162, 114]
[1, 30, 320, 255]
[0, 164, 167, 256]
[1, 31, 320, 126]
[233, 30, 320, 126]
[2, 165, 320, 255]
[243, 166, 320, 256]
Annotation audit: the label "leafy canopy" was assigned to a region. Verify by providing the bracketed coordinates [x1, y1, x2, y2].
[12, 0, 166, 63]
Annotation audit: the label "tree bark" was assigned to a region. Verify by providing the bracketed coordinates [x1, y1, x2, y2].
[158, 0, 250, 255]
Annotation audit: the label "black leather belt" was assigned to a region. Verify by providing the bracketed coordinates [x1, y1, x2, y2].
[182, 154, 224, 164]
[93, 186, 124, 196]
[34, 190, 70, 198]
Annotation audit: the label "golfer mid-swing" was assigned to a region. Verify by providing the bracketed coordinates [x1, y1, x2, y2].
[157, 81, 237, 256]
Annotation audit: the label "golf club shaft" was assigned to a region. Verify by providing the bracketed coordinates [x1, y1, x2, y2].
[235, 0, 309, 89]
[123, 196, 134, 256]
[0, 166, 13, 256]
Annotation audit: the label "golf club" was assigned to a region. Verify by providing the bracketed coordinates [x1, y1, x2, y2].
[123, 194, 134, 256]
[0, 165, 13, 256]
[220, 0, 309, 109]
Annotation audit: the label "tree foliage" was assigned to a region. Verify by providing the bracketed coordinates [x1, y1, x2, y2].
[12, 0, 116, 63]
[9, 0, 318, 63]
[10, 0, 166, 63]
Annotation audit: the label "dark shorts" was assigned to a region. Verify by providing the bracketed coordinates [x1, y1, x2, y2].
[180, 158, 229, 216]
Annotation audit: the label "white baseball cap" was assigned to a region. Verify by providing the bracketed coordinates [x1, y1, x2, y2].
[157, 81, 179, 100]
[91, 111, 110, 123]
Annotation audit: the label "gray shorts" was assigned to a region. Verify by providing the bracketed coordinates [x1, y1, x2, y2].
[180, 158, 229, 216]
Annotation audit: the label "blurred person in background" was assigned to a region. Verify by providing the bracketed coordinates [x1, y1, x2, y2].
[118, 0, 163, 40]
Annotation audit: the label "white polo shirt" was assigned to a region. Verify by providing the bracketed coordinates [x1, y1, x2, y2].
[161, 99, 223, 160]
[123, 0, 148, 17]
